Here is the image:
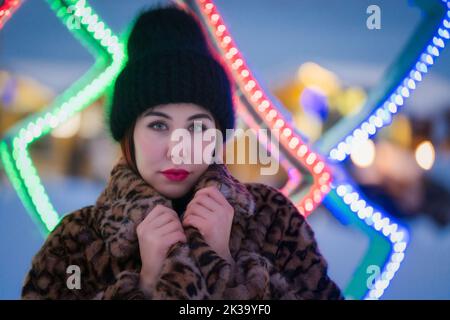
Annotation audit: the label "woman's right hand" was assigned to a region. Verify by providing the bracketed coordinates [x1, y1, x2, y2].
[136, 204, 187, 295]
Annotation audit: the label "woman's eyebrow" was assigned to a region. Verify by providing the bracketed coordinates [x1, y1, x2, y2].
[187, 113, 213, 121]
[143, 110, 212, 122]
[143, 110, 172, 119]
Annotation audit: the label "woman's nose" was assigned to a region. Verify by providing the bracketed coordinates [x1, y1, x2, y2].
[166, 134, 191, 165]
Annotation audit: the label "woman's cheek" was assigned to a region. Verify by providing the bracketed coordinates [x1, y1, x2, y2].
[143, 133, 166, 161]
[135, 130, 162, 165]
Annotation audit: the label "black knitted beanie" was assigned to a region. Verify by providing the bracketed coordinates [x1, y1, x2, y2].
[108, 5, 235, 142]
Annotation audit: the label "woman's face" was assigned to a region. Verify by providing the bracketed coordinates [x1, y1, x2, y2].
[133, 103, 217, 199]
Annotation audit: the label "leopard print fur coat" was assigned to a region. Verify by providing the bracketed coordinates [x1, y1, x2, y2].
[21, 158, 343, 300]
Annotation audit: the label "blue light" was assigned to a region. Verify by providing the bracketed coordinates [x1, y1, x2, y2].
[394, 94, 404, 106]
[314, 0, 447, 299]
[427, 45, 439, 56]
[406, 78, 416, 89]
[433, 36, 445, 47]
[416, 61, 428, 72]
[412, 70, 422, 81]
[400, 86, 410, 98]
[325, 183, 410, 299]
[438, 28, 449, 39]
[388, 102, 398, 113]
[300, 87, 329, 121]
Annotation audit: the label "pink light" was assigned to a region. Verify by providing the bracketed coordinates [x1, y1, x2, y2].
[194, 0, 333, 216]
[0, 0, 22, 30]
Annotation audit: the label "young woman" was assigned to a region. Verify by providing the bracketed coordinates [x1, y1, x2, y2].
[21, 5, 342, 300]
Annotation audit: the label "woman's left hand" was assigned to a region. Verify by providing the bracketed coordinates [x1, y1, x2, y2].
[182, 186, 234, 264]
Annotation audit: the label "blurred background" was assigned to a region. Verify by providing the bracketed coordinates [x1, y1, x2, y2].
[0, 0, 449, 299]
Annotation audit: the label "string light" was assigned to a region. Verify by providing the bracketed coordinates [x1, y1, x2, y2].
[330, 183, 409, 300]
[193, 0, 332, 216]
[0, 0, 21, 29]
[415, 140, 435, 170]
[350, 139, 376, 168]
[0, 0, 125, 234]
[328, 0, 450, 161]
[318, 0, 449, 299]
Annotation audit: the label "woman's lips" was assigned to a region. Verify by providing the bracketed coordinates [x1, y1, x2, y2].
[161, 169, 190, 182]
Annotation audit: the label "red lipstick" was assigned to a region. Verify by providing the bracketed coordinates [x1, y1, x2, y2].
[161, 168, 190, 181]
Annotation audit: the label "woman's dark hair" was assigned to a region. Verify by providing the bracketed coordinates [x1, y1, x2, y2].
[120, 122, 139, 175]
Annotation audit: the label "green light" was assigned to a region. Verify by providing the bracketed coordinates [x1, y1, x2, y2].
[0, 0, 126, 235]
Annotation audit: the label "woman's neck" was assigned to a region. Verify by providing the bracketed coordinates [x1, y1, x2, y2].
[171, 188, 195, 218]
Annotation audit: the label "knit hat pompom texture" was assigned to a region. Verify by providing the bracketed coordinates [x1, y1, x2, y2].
[109, 5, 235, 142]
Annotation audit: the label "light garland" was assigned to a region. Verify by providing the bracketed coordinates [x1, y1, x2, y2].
[323, 0, 450, 161]
[330, 183, 409, 299]
[2, 0, 447, 300]
[234, 95, 303, 199]
[316, 0, 450, 299]
[0, 0, 21, 29]
[0, 0, 125, 234]
[188, 0, 332, 216]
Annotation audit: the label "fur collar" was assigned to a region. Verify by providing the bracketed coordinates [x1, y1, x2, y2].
[92, 158, 271, 298]
[22, 158, 343, 299]
[94, 157, 256, 262]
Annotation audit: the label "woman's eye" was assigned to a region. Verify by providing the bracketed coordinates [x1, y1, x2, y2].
[148, 122, 167, 131]
[189, 123, 207, 132]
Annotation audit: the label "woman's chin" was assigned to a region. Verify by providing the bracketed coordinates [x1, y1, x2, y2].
[156, 185, 191, 199]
